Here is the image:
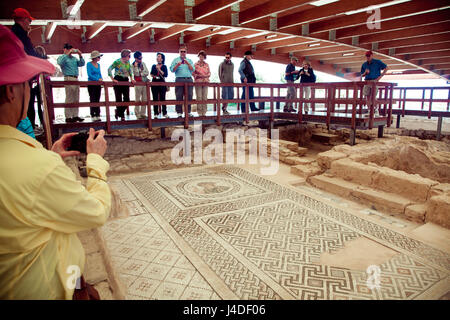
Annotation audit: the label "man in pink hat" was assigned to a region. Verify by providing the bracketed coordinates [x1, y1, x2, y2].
[0, 25, 111, 300]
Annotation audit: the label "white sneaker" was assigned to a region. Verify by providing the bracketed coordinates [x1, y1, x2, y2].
[164, 114, 169, 119]
[374, 110, 380, 117]
[177, 113, 182, 118]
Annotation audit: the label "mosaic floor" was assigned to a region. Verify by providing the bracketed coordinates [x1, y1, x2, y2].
[103, 166, 450, 300]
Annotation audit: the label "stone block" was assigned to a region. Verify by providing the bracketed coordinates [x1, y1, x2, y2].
[308, 174, 353, 198]
[291, 163, 322, 179]
[372, 168, 438, 202]
[330, 159, 378, 186]
[349, 187, 412, 215]
[405, 204, 427, 223]
[317, 150, 347, 170]
[426, 195, 450, 229]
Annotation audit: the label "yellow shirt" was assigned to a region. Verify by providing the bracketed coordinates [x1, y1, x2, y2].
[0, 125, 111, 299]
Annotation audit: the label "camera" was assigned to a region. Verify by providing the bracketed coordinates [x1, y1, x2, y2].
[68, 130, 98, 153]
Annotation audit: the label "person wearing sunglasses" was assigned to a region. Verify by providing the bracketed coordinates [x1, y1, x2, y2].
[108, 49, 135, 121]
[170, 45, 195, 118]
[218, 52, 234, 115]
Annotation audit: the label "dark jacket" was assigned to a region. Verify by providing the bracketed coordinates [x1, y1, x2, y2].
[11, 23, 38, 57]
[299, 68, 316, 83]
[239, 58, 256, 83]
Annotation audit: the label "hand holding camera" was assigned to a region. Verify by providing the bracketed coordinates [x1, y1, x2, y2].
[64, 128, 107, 157]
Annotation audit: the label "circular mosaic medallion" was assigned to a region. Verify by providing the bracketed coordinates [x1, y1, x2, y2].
[176, 177, 241, 198]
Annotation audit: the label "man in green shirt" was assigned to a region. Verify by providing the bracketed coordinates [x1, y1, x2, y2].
[57, 43, 85, 123]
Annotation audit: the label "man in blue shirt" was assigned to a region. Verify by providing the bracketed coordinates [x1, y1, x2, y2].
[361, 51, 388, 117]
[57, 43, 85, 123]
[284, 56, 299, 113]
[170, 45, 195, 118]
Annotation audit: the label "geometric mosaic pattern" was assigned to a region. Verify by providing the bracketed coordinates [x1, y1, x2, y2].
[111, 165, 450, 300]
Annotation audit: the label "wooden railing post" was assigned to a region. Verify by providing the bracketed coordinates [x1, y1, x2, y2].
[421, 89, 426, 110]
[184, 82, 189, 129]
[245, 84, 249, 124]
[369, 81, 376, 129]
[428, 88, 434, 119]
[387, 84, 394, 128]
[270, 87, 274, 122]
[40, 74, 53, 149]
[216, 84, 221, 125]
[103, 82, 111, 134]
[146, 81, 152, 131]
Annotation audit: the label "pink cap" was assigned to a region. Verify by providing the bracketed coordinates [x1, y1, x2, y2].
[13, 8, 34, 20]
[0, 25, 55, 86]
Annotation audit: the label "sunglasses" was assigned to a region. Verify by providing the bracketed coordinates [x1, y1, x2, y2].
[180, 50, 186, 53]
[225, 57, 231, 59]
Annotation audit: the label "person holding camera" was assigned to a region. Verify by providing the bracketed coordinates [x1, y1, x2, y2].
[57, 43, 85, 123]
[298, 61, 316, 114]
[170, 45, 195, 118]
[0, 26, 111, 299]
[132, 51, 149, 120]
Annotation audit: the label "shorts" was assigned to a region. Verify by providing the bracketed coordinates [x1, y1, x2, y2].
[363, 83, 378, 97]
[222, 86, 234, 100]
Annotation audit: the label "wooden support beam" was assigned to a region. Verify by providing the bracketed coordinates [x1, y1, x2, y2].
[211, 29, 258, 45]
[256, 37, 308, 51]
[403, 50, 450, 61]
[276, 42, 339, 54]
[234, 33, 289, 48]
[382, 42, 450, 56]
[122, 23, 152, 40]
[294, 46, 357, 57]
[323, 9, 450, 40]
[85, 22, 108, 40]
[137, 0, 168, 18]
[154, 24, 191, 42]
[412, 57, 450, 66]
[183, 27, 229, 43]
[308, 0, 450, 34]
[377, 34, 450, 50]
[354, 22, 450, 45]
[67, 0, 85, 16]
[44, 22, 57, 42]
[278, 0, 390, 29]
[193, 0, 242, 21]
[239, 0, 312, 25]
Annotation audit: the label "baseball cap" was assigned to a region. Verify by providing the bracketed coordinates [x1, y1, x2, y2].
[0, 25, 55, 86]
[244, 50, 253, 56]
[63, 43, 73, 50]
[13, 8, 34, 20]
[134, 51, 142, 59]
[365, 50, 373, 57]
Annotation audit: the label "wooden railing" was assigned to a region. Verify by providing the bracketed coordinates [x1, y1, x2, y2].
[40, 79, 395, 146]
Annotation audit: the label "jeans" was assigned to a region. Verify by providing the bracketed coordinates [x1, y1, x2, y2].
[175, 77, 193, 114]
[113, 75, 130, 118]
[240, 82, 257, 112]
[88, 85, 101, 117]
[151, 82, 167, 116]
